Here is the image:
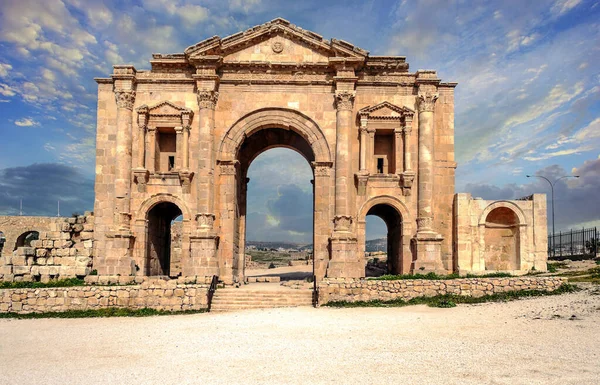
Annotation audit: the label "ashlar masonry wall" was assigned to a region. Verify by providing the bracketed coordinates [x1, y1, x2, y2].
[1, 279, 209, 314]
[318, 277, 566, 304]
[0, 214, 94, 282]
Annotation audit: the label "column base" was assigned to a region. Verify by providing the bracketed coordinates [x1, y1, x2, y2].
[94, 230, 136, 276]
[327, 232, 362, 278]
[411, 232, 446, 274]
[185, 233, 219, 278]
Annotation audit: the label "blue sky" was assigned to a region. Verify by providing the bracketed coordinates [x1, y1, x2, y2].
[0, 0, 599, 242]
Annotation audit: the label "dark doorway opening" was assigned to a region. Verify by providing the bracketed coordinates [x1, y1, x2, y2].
[365, 204, 403, 276]
[146, 202, 182, 276]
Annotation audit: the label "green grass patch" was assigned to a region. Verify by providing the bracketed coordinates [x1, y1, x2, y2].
[0, 278, 86, 290]
[323, 283, 580, 308]
[547, 262, 569, 273]
[370, 272, 512, 281]
[0, 307, 207, 319]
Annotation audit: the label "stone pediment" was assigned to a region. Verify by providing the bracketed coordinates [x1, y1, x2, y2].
[184, 18, 368, 64]
[359, 101, 414, 120]
[138, 101, 193, 117]
[137, 101, 193, 127]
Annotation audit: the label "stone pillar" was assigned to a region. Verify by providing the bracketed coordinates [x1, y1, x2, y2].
[95, 66, 137, 276]
[359, 123, 367, 172]
[400, 115, 415, 196]
[412, 80, 444, 273]
[133, 107, 149, 192]
[367, 129, 375, 173]
[146, 127, 156, 172]
[215, 160, 238, 284]
[185, 88, 220, 281]
[416, 91, 437, 234]
[195, 90, 218, 225]
[356, 119, 369, 196]
[394, 128, 402, 174]
[312, 162, 333, 280]
[182, 125, 190, 169]
[174, 126, 183, 170]
[113, 89, 135, 230]
[329, 89, 361, 278]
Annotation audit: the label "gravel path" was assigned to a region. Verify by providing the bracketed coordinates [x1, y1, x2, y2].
[1, 288, 599, 385]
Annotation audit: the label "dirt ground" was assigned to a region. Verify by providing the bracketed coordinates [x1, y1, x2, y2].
[1, 286, 599, 385]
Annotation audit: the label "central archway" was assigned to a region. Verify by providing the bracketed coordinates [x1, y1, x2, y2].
[217, 108, 332, 283]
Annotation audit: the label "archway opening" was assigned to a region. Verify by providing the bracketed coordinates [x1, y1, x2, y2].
[146, 202, 182, 276]
[484, 207, 520, 270]
[15, 231, 39, 250]
[365, 204, 403, 276]
[0, 231, 5, 255]
[237, 127, 315, 282]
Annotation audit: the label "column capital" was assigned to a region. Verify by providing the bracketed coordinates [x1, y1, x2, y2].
[333, 215, 353, 232]
[196, 213, 215, 229]
[334, 90, 356, 111]
[115, 90, 136, 110]
[417, 92, 438, 113]
[311, 161, 333, 177]
[197, 90, 219, 110]
[217, 160, 239, 175]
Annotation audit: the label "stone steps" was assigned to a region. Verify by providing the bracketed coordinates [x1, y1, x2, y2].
[210, 287, 314, 312]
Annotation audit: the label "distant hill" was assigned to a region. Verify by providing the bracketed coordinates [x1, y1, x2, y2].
[246, 238, 386, 252]
[366, 238, 386, 252]
[246, 240, 312, 251]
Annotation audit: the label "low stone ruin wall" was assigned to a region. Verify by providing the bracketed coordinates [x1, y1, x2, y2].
[1, 279, 209, 314]
[0, 214, 94, 282]
[318, 277, 567, 304]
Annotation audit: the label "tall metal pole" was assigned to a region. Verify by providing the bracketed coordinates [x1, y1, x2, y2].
[527, 174, 579, 258]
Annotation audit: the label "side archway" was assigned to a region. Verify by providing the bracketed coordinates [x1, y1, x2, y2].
[478, 201, 528, 272]
[133, 194, 192, 277]
[357, 195, 413, 275]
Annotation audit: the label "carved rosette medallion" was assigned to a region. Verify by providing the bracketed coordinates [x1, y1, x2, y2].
[197, 90, 219, 110]
[334, 215, 353, 232]
[115, 91, 136, 110]
[196, 213, 215, 229]
[334, 91, 356, 111]
[417, 92, 438, 113]
[272, 41, 284, 53]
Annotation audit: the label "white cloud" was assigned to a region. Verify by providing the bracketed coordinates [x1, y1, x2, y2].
[14, 117, 40, 127]
[551, 0, 582, 16]
[0, 83, 16, 97]
[0, 63, 12, 77]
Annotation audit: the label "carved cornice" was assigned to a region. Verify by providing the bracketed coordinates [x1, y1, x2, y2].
[115, 90, 136, 110]
[417, 92, 438, 113]
[197, 90, 219, 110]
[334, 91, 355, 111]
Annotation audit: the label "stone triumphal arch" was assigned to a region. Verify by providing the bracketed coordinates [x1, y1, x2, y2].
[90, 18, 549, 284]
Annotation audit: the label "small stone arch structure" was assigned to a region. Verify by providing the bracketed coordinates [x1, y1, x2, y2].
[14, 231, 40, 250]
[216, 107, 333, 281]
[478, 201, 528, 272]
[132, 193, 192, 277]
[357, 195, 413, 275]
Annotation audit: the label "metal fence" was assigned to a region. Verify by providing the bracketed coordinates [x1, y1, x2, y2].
[548, 227, 598, 259]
